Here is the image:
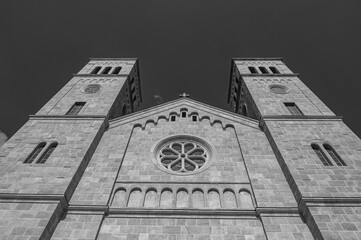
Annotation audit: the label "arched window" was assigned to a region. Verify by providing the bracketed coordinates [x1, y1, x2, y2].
[170, 115, 176, 122]
[284, 102, 303, 116]
[24, 142, 46, 163]
[269, 67, 280, 74]
[37, 142, 58, 164]
[66, 102, 85, 115]
[248, 67, 258, 74]
[323, 144, 346, 166]
[112, 67, 122, 74]
[311, 144, 332, 166]
[242, 104, 248, 117]
[91, 66, 101, 74]
[101, 67, 112, 74]
[122, 104, 127, 116]
[259, 67, 269, 74]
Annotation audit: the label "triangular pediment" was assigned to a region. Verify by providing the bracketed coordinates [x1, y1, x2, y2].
[109, 98, 260, 131]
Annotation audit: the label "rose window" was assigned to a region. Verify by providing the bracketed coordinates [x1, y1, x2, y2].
[159, 141, 207, 172]
[82, 84, 102, 94]
[151, 135, 213, 175]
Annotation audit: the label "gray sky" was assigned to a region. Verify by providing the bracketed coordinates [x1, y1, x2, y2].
[1, 1, 361, 138]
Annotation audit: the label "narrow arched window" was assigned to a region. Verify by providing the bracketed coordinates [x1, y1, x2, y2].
[259, 67, 269, 74]
[112, 67, 122, 74]
[66, 102, 86, 115]
[91, 66, 101, 74]
[269, 67, 279, 74]
[323, 144, 346, 166]
[284, 102, 303, 116]
[242, 104, 248, 117]
[24, 142, 46, 163]
[248, 67, 258, 74]
[311, 144, 332, 166]
[122, 104, 127, 116]
[101, 67, 112, 74]
[37, 142, 58, 164]
[170, 115, 176, 122]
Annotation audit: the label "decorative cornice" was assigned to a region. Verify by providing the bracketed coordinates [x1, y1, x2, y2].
[0, 193, 68, 211]
[255, 207, 299, 215]
[29, 115, 107, 120]
[261, 115, 343, 121]
[73, 74, 129, 77]
[233, 58, 283, 61]
[240, 73, 299, 77]
[89, 58, 138, 61]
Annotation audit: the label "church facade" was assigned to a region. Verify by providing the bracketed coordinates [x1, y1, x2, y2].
[0, 58, 360, 240]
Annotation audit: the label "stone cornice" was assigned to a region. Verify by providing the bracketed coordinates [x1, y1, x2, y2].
[240, 73, 299, 77]
[29, 115, 107, 120]
[233, 57, 283, 61]
[73, 74, 129, 77]
[89, 58, 138, 61]
[0, 193, 68, 211]
[261, 115, 342, 121]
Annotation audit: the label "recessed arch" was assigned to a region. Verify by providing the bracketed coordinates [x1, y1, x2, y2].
[311, 143, 332, 166]
[112, 188, 127, 207]
[269, 66, 280, 74]
[112, 67, 122, 74]
[160, 188, 173, 208]
[259, 67, 269, 74]
[207, 189, 221, 209]
[144, 188, 158, 208]
[248, 66, 258, 74]
[223, 189, 237, 209]
[127, 188, 143, 207]
[36, 142, 58, 164]
[323, 144, 346, 166]
[101, 67, 112, 74]
[24, 142, 46, 164]
[91, 66, 101, 74]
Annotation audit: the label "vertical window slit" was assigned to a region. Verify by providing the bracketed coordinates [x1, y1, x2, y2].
[284, 102, 303, 116]
[312, 144, 332, 166]
[37, 142, 58, 164]
[24, 142, 46, 164]
[91, 66, 101, 74]
[259, 67, 269, 74]
[324, 144, 346, 166]
[66, 102, 86, 115]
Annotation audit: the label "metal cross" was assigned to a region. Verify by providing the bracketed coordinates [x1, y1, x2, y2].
[179, 93, 190, 98]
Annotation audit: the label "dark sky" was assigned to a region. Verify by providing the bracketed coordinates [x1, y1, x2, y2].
[1, 1, 361, 139]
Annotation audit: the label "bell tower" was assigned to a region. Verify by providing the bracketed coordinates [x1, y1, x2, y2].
[0, 58, 142, 239]
[37, 58, 142, 119]
[228, 58, 334, 119]
[229, 58, 361, 239]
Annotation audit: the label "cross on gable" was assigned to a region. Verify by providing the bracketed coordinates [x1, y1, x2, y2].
[179, 93, 190, 98]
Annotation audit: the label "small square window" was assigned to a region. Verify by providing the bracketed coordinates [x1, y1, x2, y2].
[192, 116, 197, 122]
[181, 112, 187, 118]
[170, 115, 176, 122]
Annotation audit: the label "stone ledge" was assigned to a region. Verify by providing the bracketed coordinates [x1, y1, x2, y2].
[73, 74, 129, 77]
[29, 115, 107, 120]
[241, 73, 300, 77]
[233, 57, 283, 61]
[0, 193, 67, 211]
[256, 207, 299, 215]
[261, 115, 342, 121]
[89, 58, 138, 61]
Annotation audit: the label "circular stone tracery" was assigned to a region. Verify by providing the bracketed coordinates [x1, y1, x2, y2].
[82, 84, 102, 94]
[151, 135, 213, 175]
[269, 84, 289, 94]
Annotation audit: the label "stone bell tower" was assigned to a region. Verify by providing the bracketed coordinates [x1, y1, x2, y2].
[229, 58, 361, 239]
[0, 58, 141, 239]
